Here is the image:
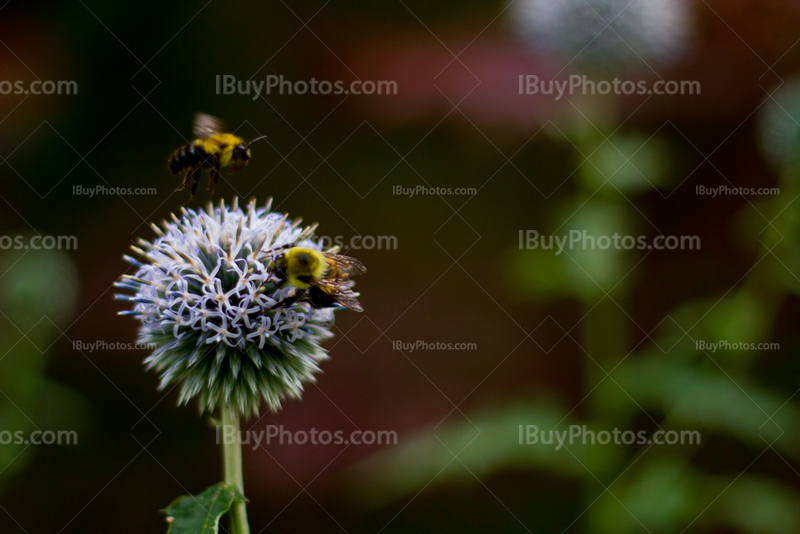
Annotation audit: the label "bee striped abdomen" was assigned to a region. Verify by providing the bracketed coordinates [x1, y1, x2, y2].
[168, 143, 210, 175]
[292, 274, 315, 288]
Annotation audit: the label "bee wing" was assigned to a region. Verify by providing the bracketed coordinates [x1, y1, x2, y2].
[335, 293, 364, 312]
[325, 254, 367, 277]
[317, 278, 363, 312]
[193, 113, 225, 139]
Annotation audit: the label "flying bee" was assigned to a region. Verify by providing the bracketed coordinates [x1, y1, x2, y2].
[265, 245, 366, 312]
[168, 113, 267, 200]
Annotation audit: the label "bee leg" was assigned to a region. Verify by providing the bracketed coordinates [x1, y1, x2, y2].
[206, 157, 222, 194]
[207, 160, 221, 194]
[207, 169, 217, 194]
[269, 288, 305, 310]
[188, 169, 201, 200]
[174, 170, 189, 192]
[175, 165, 197, 193]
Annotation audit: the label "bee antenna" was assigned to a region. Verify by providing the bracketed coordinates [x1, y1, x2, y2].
[247, 136, 268, 148]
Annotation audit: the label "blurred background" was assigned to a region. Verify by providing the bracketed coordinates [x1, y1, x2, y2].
[2, 0, 800, 532]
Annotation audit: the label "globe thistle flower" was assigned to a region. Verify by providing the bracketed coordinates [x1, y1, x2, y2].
[511, 0, 693, 74]
[758, 77, 800, 174]
[115, 198, 347, 416]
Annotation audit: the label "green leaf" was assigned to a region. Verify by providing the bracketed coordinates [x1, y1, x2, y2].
[590, 454, 698, 534]
[347, 398, 623, 508]
[163, 482, 245, 534]
[590, 453, 800, 534]
[506, 248, 578, 301]
[604, 356, 800, 457]
[702, 290, 771, 348]
[561, 201, 635, 297]
[706, 475, 800, 534]
[579, 132, 671, 194]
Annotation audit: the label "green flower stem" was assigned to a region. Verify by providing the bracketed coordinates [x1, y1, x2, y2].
[222, 405, 250, 534]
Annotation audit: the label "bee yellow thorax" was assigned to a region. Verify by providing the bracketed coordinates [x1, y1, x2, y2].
[195, 133, 244, 168]
[285, 248, 328, 289]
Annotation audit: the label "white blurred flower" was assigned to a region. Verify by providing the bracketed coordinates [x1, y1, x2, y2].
[512, 0, 693, 74]
[758, 77, 800, 173]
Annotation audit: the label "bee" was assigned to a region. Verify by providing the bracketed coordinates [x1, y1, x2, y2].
[168, 113, 267, 200]
[266, 245, 366, 312]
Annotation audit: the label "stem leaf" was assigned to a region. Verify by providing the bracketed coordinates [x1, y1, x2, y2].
[163, 482, 245, 534]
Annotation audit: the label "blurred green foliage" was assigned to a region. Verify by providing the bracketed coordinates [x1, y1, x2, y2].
[348, 98, 800, 533]
[0, 243, 88, 493]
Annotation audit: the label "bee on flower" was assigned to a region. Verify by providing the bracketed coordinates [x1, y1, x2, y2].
[115, 198, 366, 416]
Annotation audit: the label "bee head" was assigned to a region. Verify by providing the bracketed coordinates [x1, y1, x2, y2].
[232, 143, 250, 169]
[286, 247, 327, 278]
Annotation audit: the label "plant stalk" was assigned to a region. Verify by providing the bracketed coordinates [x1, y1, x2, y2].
[222, 404, 250, 534]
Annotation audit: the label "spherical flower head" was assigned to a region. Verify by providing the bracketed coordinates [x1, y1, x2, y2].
[511, 0, 693, 75]
[115, 198, 343, 417]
